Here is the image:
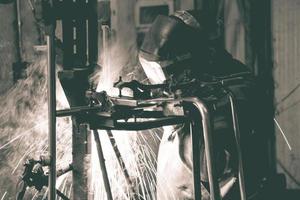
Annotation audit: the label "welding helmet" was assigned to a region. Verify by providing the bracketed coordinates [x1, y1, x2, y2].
[139, 10, 213, 84]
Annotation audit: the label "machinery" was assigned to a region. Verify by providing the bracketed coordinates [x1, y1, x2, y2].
[17, 68, 253, 200]
[13, 1, 284, 200]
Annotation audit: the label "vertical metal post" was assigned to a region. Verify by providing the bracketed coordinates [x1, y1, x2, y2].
[102, 25, 110, 85]
[190, 122, 202, 200]
[15, 0, 22, 61]
[228, 93, 247, 200]
[93, 130, 113, 200]
[72, 123, 91, 200]
[47, 15, 57, 200]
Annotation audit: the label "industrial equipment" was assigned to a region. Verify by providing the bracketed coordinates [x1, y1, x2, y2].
[13, 1, 284, 200]
[17, 67, 253, 200]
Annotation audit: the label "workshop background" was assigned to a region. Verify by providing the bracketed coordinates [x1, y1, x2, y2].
[0, 0, 300, 199]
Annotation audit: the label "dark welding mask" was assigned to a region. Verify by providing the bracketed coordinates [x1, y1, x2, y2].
[139, 10, 210, 84]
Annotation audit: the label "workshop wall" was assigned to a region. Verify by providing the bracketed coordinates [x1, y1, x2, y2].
[273, 0, 300, 189]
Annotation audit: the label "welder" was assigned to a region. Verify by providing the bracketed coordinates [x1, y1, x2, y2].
[139, 10, 263, 200]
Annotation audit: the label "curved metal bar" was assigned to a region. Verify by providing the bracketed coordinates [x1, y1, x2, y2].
[189, 120, 202, 200]
[183, 98, 222, 200]
[228, 93, 247, 200]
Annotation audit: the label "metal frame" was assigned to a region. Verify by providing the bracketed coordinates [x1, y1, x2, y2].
[86, 97, 222, 200]
[49, 84, 227, 200]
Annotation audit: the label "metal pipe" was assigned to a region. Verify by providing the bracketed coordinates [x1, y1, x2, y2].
[106, 130, 135, 196]
[190, 122, 202, 200]
[187, 98, 222, 200]
[46, 0, 56, 197]
[228, 93, 247, 200]
[47, 33, 56, 200]
[57, 164, 73, 177]
[56, 189, 70, 200]
[102, 25, 111, 85]
[15, 0, 22, 61]
[56, 105, 101, 117]
[93, 130, 113, 200]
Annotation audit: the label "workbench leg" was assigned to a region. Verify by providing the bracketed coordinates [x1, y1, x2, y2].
[190, 122, 202, 200]
[93, 130, 113, 200]
[72, 123, 91, 200]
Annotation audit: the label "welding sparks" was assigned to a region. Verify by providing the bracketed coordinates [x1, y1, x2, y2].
[274, 118, 292, 151]
[0, 121, 47, 151]
[0, 56, 72, 198]
[0, 40, 159, 199]
[1, 192, 7, 200]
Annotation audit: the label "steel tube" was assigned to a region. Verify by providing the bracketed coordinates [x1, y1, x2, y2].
[187, 98, 222, 200]
[56, 105, 101, 117]
[228, 93, 247, 200]
[190, 122, 202, 200]
[46, 1, 56, 197]
[93, 130, 113, 200]
[47, 31, 56, 200]
[15, 0, 22, 61]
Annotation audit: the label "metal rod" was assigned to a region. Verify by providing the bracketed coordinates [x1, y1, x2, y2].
[186, 98, 221, 200]
[47, 33, 56, 200]
[56, 189, 70, 200]
[106, 130, 136, 197]
[102, 25, 111, 84]
[93, 130, 113, 200]
[228, 93, 247, 200]
[46, 1, 56, 197]
[190, 122, 202, 200]
[56, 105, 101, 117]
[57, 164, 73, 177]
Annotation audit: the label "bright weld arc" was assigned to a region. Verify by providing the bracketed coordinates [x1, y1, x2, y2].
[274, 118, 292, 151]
